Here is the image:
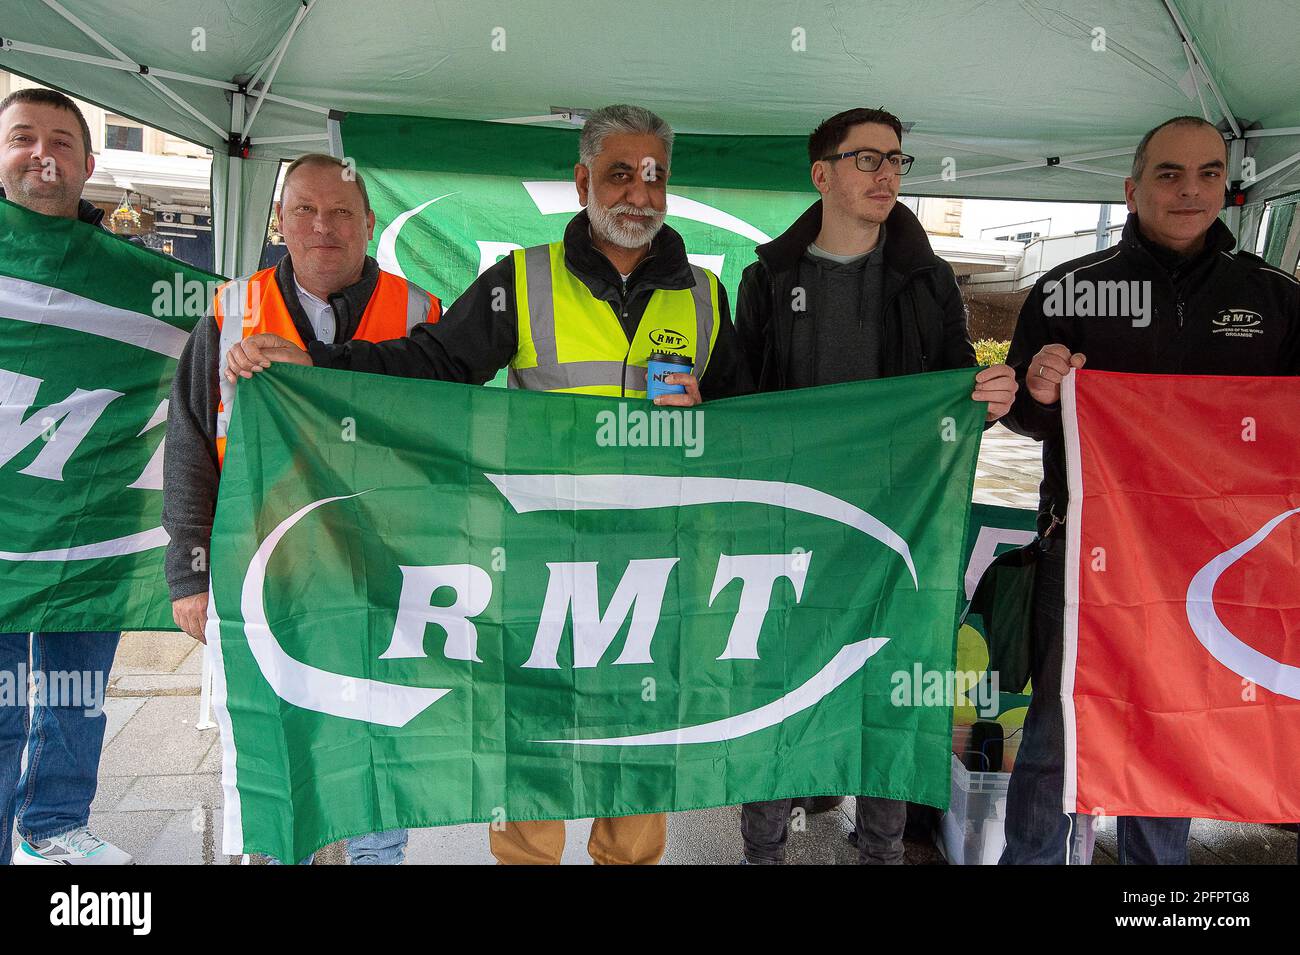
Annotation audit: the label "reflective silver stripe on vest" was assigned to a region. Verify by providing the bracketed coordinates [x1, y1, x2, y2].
[522, 244, 558, 366]
[404, 281, 432, 331]
[511, 362, 648, 393]
[215, 279, 251, 440]
[688, 265, 714, 374]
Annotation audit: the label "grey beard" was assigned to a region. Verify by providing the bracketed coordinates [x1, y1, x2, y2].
[587, 196, 666, 250]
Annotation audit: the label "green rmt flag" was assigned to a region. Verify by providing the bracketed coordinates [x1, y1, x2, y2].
[209, 364, 983, 862]
[0, 198, 215, 631]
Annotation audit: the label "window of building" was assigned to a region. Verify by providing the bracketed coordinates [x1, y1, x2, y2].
[105, 115, 143, 151]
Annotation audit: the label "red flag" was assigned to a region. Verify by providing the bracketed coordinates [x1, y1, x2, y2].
[1062, 369, 1300, 822]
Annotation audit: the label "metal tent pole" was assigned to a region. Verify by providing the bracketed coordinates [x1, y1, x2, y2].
[219, 91, 246, 277]
[39, 0, 228, 141]
[1160, 0, 1241, 137]
[242, 0, 316, 140]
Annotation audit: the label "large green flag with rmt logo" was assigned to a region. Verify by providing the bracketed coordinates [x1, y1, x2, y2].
[210, 363, 983, 862]
[0, 198, 218, 632]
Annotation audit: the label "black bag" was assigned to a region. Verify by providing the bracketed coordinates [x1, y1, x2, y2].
[962, 538, 1041, 695]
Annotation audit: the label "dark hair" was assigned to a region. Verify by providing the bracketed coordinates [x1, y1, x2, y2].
[281, 153, 371, 215]
[1131, 116, 1224, 178]
[808, 107, 904, 165]
[0, 88, 93, 157]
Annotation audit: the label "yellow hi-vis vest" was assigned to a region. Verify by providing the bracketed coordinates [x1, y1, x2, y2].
[507, 241, 720, 396]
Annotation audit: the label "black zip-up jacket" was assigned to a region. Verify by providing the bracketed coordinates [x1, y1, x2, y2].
[73, 198, 116, 231]
[308, 210, 752, 401]
[163, 256, 386, 600]
[1004, 214, 1300, 534]
[733, 200, 975, 390]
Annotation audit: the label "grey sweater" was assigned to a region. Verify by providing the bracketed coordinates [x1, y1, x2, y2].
[785, 230, 886, 387]
[161, 256, 382, 600]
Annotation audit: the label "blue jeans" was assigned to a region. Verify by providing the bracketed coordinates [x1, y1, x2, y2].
[999, 541, 1189, 865]
[0, 631, 120, 864]
[269, 828, 409, 865]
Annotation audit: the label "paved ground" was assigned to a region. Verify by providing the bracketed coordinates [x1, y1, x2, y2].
[973, 422, 1041, 509]
[67, 425, 1297, 864]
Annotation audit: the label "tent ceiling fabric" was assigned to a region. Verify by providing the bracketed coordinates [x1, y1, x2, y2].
[4, 0, 1299, 205]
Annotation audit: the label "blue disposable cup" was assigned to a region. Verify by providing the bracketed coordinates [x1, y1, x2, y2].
[646, 352, 693, 398]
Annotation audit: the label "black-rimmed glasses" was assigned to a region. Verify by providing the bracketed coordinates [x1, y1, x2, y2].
[818, 148, 915, 175]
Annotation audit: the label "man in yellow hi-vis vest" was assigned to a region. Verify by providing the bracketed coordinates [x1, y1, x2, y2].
[224, 105, 752, 864]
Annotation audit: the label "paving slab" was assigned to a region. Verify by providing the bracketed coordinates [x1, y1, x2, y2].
[973, 423, 1041, 510]
[77, 810, 174, 865]
[117, 773, 221, 813]
[112, 630, 195, 675]
[111, 673, 202, 696]
[97, 696, 214, 777]
[405, 818, 597, 865]
[175, 643, 205, 675]
[88, 774, 135, 814]
[1191, 819, 1296, 865]
[101, 696, 145, 747]
[660, 806, 745, 865]
[134, 806, 236, 865]
[196, 735, 223, 774]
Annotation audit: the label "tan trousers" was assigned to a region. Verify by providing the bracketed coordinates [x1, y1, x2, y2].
[489, 814, 667, 865]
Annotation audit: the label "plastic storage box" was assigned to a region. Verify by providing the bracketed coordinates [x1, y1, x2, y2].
[939, 726, 1094, 865]
[939, 753, 1012, 865]
[938, 724, 1020, 865]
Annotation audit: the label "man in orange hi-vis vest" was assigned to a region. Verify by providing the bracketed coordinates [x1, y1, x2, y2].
[162, 153, 439, 864]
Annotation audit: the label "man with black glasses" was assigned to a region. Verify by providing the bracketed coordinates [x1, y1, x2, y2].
[733, 106, 1016, 864]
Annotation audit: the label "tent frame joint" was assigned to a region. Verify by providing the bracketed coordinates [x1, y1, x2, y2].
[227, 132, 251, 160]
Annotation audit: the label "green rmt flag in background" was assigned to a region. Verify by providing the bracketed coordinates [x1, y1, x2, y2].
[0, 198, 215, 631]
[210, 364, 983, 862]
[345, 114, 819, 388]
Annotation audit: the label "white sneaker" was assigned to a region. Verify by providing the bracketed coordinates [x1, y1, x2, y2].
[12, 828, 133, 865]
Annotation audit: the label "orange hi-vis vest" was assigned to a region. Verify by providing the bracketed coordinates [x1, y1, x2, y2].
[213, 265, 439, 466]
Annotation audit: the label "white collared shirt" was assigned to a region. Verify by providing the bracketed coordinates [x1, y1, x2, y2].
[293, 278, 336, 345]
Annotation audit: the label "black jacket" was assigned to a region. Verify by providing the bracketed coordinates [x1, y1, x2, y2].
[1004, 215, 1300, 534]
[309, 211, 752, 400]
[733, 200, 975, 390]
[75, 198, 111, 230]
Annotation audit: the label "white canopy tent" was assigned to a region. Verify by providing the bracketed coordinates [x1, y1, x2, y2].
[4, 0, 1299, 277]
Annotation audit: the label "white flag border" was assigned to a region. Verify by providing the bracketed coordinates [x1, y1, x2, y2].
[1060, 368, 1085, 817]
[205, 587, 245, 858]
